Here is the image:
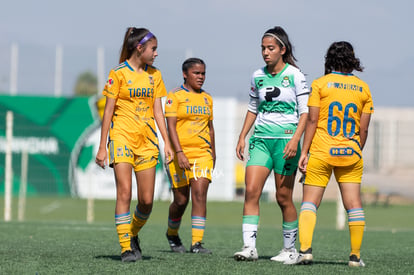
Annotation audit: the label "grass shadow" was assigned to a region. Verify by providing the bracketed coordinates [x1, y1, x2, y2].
[95, 255, 152, 261]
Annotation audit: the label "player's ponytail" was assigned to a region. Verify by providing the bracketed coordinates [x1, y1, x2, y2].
[119, 27, 156, 63]
[324, 41, 363, 75]
[263, 26, 298, 68]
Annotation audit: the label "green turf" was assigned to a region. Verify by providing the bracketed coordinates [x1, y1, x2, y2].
[0, 198, 413, 274]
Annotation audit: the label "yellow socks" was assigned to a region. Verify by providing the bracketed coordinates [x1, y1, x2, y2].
[347, 208, 365, 258]
[167, 217, 182, 236]
[298, 202, 317, 252]
[191, 216, 206, 245]
[131, 206, 151, 236]
[115, 212, 132, 253]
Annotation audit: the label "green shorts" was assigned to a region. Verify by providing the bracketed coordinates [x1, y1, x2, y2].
[246, 137, 300, 176]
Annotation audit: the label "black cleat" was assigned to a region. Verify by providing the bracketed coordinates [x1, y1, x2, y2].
[166, 232, 186, 253]
[190, 242, 212, 254]
[121, 250, 137, 262]
[130, 235, 142, 260]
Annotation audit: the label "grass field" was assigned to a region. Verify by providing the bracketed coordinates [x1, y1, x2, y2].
[1, 198, 413, 274]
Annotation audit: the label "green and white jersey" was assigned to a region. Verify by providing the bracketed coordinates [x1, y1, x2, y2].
[248, 64, 309, 139]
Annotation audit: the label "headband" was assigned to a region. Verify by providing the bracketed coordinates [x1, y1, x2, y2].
[138, 32, 155, 45]
[263, 33, 285, 48]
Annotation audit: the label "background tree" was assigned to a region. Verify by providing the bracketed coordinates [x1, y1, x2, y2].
[74, 71, 98, 96]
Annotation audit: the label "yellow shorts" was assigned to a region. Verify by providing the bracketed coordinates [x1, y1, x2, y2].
[166, 158, 213, 189]
[108, 140, 158, 172]
[304, 156, 363, 187]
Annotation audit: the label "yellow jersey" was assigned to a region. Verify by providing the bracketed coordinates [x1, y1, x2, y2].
[103, 61, 167, 155]
[165, 85, 214, 162]
[308, 72, 374, 166]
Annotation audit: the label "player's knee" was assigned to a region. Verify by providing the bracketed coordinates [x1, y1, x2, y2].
[192, 190, 207, 204]
[245, 184, 261, 198]
[276, 192, 293, 208]
[117, 190, 132, 204]
[174, 197, 189, 209]
[138, 199, 153, 213]
[244, 190, 261, 205]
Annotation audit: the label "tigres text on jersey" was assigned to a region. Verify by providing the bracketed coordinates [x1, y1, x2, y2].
[103, 61, 167, 155]
[165, 85, 213, 162]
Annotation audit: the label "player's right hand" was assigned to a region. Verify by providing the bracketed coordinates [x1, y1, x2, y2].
[298, 154, 308, 174]
[236, 139, 245, 161]
[95, 148, 107, 169]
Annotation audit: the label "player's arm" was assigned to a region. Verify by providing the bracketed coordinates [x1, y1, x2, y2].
[154, 97, 174, 163]
[285, 72, 310, 159]
[237, 76, 259, 161]
[95, 96, 115, 169]
[359, 112, 371, 150]
[236, 111, 257, 161]
[208, 120, 216, 167]
[166, 116, 191, 170]
[283, 112, 308, 160]
[298, 106, 319, 173]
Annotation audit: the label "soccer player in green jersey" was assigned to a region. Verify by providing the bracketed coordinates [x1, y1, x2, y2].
[234, 26, 309, 263]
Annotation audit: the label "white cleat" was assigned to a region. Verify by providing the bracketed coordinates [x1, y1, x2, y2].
[234, 246, 258, 261]
[284, 248, 313, 265]
[270, 248, 298, 263]
[348, 255, 365, 267]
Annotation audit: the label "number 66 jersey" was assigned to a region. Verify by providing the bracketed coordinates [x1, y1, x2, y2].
[248, 63, 310, 139]
[308, 71, 374, 166]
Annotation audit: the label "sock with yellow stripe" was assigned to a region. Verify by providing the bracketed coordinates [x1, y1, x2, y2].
[191, 216, 206, 245]
[347, 208, 365, 258]
[115, 212, 132, 253]
[298, 202, 317, 252]
[167, 216, 182, 236]
[131, 205, 151, 236]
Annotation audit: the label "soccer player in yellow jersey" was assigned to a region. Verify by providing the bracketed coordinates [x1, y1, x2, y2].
[285, 41, 374, 267]
[164, 58, 215, 254]
[95, 27, 173, 262]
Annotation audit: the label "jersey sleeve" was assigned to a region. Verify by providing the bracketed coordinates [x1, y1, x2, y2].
[154, 70, 167, 98]
[164, 91, 178, 117]
[247, 76, 259, 114]
[295, 71, 310, 115]
[308, 80, 321, 107]
[362, 86, 374, 114]
[209, 94, 214, 121]
[102, 70, 120, 99]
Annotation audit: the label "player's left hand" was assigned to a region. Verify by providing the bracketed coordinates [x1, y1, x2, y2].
[283, 140, 297, 160]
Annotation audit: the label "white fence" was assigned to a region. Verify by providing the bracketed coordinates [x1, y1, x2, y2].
[363, 108, 414, 170]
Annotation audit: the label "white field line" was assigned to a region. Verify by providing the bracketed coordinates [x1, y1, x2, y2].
[39, 201, 61, 214]
[0, 222, 113, 231]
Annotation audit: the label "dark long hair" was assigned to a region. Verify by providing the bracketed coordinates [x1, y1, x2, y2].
[263, 26, 297, 67]
[119, 27, 155, 63]
[324, 41, 363, 74]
